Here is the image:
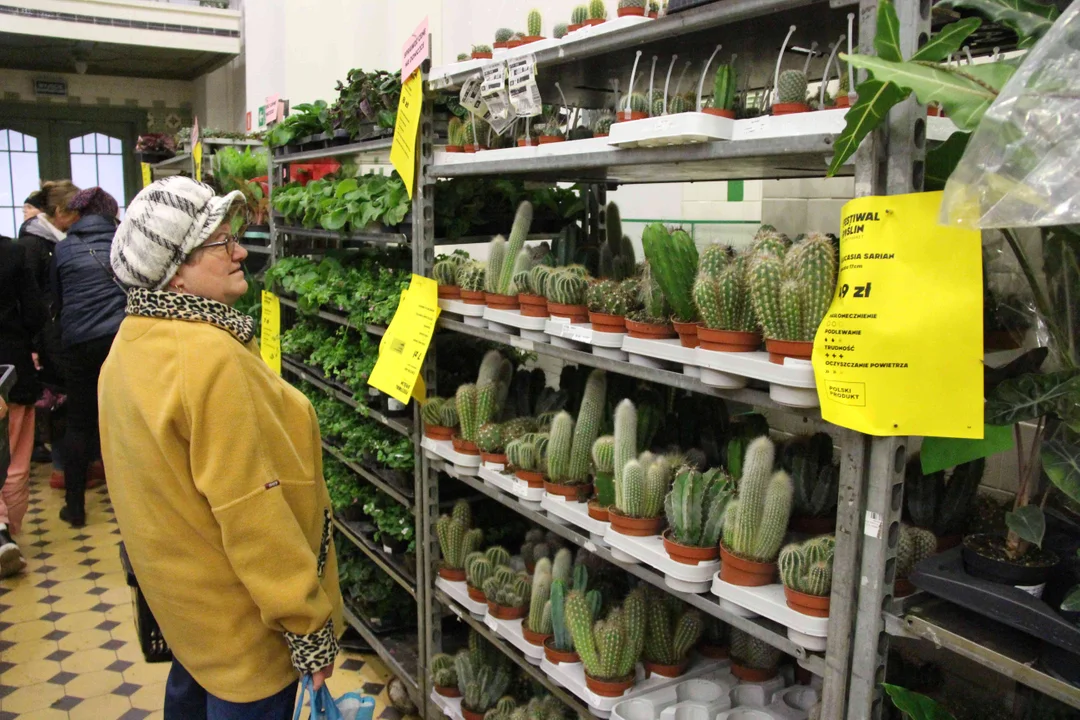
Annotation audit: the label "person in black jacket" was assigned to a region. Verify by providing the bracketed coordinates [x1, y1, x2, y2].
[0, 232, 47, 576]
[52, 187, 125, 528]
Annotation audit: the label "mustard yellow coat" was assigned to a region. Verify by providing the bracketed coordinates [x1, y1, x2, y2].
[99, 296, 343, 703]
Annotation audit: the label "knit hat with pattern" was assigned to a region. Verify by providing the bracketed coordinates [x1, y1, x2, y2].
[111, 176, 243, 290]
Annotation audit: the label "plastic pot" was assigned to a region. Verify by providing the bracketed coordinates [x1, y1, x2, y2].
[589, 311, 627, 333]
[544, 480, 593, 502]
[784, 586, 830, 617]
[444, 145, 465, 153]
[472, 51, 492, 60]
[543, 637, 580, 665]
[644, 659, 688, 678]
[702, 108, 736, 119]
[584, 18, 606, 26]
[616, 110, 648, 122]
[424, 424, 454, 441]
[488, 602, 527, 620]
[452, 436, 480, 455]
[835, 95, 852, 108]
[698, 327, 761, 352]
[625, 318, 676, 339]
[588, 501, 610, 522]
[584, 673, 634, 697]
[789, 514, 836, 535]
[609, 508, 664, 537]
[773, 102, 811, 115]
[518, 293, 549, 317]
[720, 543, 776, 586]
[522, 35, 545, 44]
[928, 105, 942, 116]
[485, 292, 520, 310]
[507, 39, 524, 48]
[672, 320, 700, 348]
[663, 529, 719, 565]
[765, 338, 813, 364]
[438, 284, 461, 300]
[567, 23, 583, 32]
[539, 135, 566, 144]
[731, 663, 778, 682]
[461, 289, 486, 305]
[480, 451, 508, 466]
[462, 707, 485, 720]
[434, 684, 461, 698]
[618, 5, 646, 15]
[649, 9, 659, 17]
[515, 469, 546, 488]
[467, 584, 487, 603]
[517, 138, 538, 147]
[464, 144, 487, 153]
[961, 533, 1059, 591]
[494, 41, 509, 50]
[438, 566, 466, 582]
[522, 624, 552, 647]
[548, 302, 588, 323]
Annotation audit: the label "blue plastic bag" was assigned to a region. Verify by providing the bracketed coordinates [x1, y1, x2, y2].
[293, 676, 375, 720]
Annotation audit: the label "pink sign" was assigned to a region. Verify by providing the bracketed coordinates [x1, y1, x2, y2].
[265, 94, 280, 123]
[401, 16, 429, 80]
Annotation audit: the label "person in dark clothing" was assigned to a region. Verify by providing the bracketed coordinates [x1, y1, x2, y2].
[0, 232, 48, 576]
[18, 190, 46, 239]
[52, 187, 124, 528]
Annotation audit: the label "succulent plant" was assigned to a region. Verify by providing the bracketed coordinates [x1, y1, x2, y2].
[571, 5, 589, 24]
[523, 263, 552, 296]
[712, 64, 737, 111]
[495, 28, 514, 43]
[730, 628, 782, 672]
[549, 564, 598, 652]
[779, 535, 835, 597]
[458, 261, 487, 291]
[589, 0, 608, 19]
[630, 261, 670, 324]
[592, 435, 616, 508]
[434, 255, 465, 286]
[625, 92, 649, 115]
[527, 9, 542, 36]
[432, 652, 457, 687]
[593, 113, 615, 136]
[482, 565, 532, 608]
[749, 232, 837, 342]
[586, 279, 627, 316]
[545, 266, 589, 305]
[421, 397, 457, 427]
[527, 558, 554, 635]
[506, 432, 549, 473]
[613, 400, 637, 510]
[897, 524, 937, 578]
[641, 223, 699, 323]
[724, 413, 769, 480]
[477, 422, 505, 454]
[554, 22, 569, 38]
[616, 453, 673, 520]
[781, 433, 840, 519]
[777, 69, 808, 104]
[565, 587, 645, 680]
[905, 457, 985, 537]
[473, 44, 493, 55]
[693, 247, 756, 332]
[665, 467, 735, 547]
[619, 0, 647, 7]
[485, 236, 507, 294]
[456, 645, 511, 714]
[437, 501, 483, 570]
[703, 616, 728, 648]
[642, 589, 704, 666]
[498, 202, 534, 295]
[457, 53, 469, 62]
[721, 436, 794, 564]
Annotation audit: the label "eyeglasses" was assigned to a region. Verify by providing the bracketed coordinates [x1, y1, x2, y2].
[198, 225, 247, 256]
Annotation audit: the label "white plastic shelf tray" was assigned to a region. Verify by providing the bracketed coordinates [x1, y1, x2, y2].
[608, 112, 735, 148]
[610, 670, 737, 720]
[478, 466, 546, 502]
[421, 437, 480, 475]
[562, 14, 652, 43]
[693, 348, 817, 408]
[541, 494, 608, 543]
[485, 613, 545, 665]
[483, 307, 547, 331]
[436, 576, 488, 616]
[604, 527, 718, 594]
[429, 691, 465, 720]
[438, 298, 486, 317]
[721, 683, 819, 720]
[711, 576, 828, 652]
[541, 656, 724, 718]
[622, 336, 700, 377]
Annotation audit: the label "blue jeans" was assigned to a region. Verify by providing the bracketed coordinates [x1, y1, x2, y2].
[164, 660, 299, 720]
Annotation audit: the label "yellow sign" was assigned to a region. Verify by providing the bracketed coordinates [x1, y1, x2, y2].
[368, 275, 440, 404]
[192, 141, 203, 183]
[812, 191, 983, 438]
[141, 162, 152, 188]
[260, 290, 281, 375]
[390, 70, 423, 199]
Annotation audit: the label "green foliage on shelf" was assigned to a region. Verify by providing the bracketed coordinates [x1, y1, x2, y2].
[336, 532, 414, 629]
[267, 100, 331, 147]
[298, 384, 415, 473]
[433, 178, 583, 242]
[272, 171, 410, 231]
[330, 68, 401, 135]
[363, 491, 415, 552]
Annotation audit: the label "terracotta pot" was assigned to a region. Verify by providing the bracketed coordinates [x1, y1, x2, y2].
[539, 135, 566, 144]
[548, 302, 588, 323]
[702, 108, 736, 119]
[698, 327, 761, 352]
[894, 577, 916, 597]
[494, 41, 509, 50]
[928, 105, 942, 116]
[589, 311, 626, 333]
[517, 138, 538, 147]
[522, 35, 545, 44]
[424, 424, 454, 441]
[488, 602, 527, 620]
[462, 707, 485, 720]
[625, 318, 676, 339]
[789, 514, 836, 534]
[438, 285, 461, 300]
[568, 23, 583, 32]
[585, 673, 634, 697]
[522, 624, 552, 647]
[435, 684, 461, 698]
[507, 39, 524, 48]
[595, 133, 609, 138]
[544, 480, 593, 502]
[481, 451, 508, 466]
[515, 469, 546, 488]
[644, 659, 688, 678]
[618, 5, 645, 15]
[588, 501, 610, 522]
[699, 643, 729, 659]
[719, 543, 776, 586]
[445, 146, 465, 153]
[518, 293, 549, 317]
[672, 319, 700, 348]
[485, 292, 520, 310]
[835, 95, 852, 108]
[773, 102, 811, 115]
[584, 18, 606, 26]
[464, 144, 487, 153]
[472, 52, 492, 60]
[663, 529, 719, 565]
[731, 663, 778, 682]
[439, 566, 466, 582]
[543, 637, 580, 665]
[784, 586, 830, 617]
[765, 338, 813, 364]
[452, 436, 480, 455]
[616, 110, 648, 122]
[467, 584, 487, 603]
[609, 508, 664, 537]
[461, 289, 486, 305]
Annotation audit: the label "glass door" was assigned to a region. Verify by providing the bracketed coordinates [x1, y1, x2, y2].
[0, 128, 41, 238]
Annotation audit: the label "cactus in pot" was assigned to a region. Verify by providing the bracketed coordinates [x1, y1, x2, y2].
[554, 22, 569, 38]
[618, 0, 647, 15]
[779, 535, 835, 599]
[565, 587, 645, 688]
[613, 400, 637, 510]
[781, 433, 840, 524]
[485, 236, 507, 294]
[545, 266, 589, 309]
[589, 0, 608, 20]
[568, 369, 607, 484]
[694, 246, 758, 338]
[421, 397, 458, 437]
[525, 263, 553, 298]
[710, 64, 737, 114]
[527, 9, 543, 37]
[482, 565, 532, 613]
[613, 453, 673, 534]
[586, 279, 632, 319]
[455, 648, 512, 715]
[592, 435, 616, 509]
[506, 432, 549, 482]
[730, 628, 782, 680]
[434, 253, 467, 290]
[476, 423, 505, 458]
[593, 113, 615, 136]
[777, 69, 808, 106]
[525, 558, 554, 639]
[495, 28, 514, 45]
[458, 261, 487, 295]
[571, 4, 589, 25]
[432, 653, 458, 692]
[437, 501, 483, 579]
[664, 467, 735, 554]
[642, 590, 704, 673]
[496, 202, 533, 295]
[642, 223, 699, 324]
[896, 524, 937, 592]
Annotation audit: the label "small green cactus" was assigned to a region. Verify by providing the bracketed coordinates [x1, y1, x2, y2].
[619, 0, 647, 8]
[437, 501, 482, 570]
[589, 0, 608, 20]
[422, 397, 456, 427]
[665, 467, 735, 548]
[567, 370, 607, 483]
[486, 236, 507, 294]
[592, 435, 616, 507]
[434, 255, 465, 286]
[593, 113, 615, 136]
[447, 117, 466, 147]
[545, 411, 575, 484]
[777, 69, 808, 105]
[456, 647, 512, 714]
[495, 28, 514, 43]
[473, 44, 493, 55]
[527, 558, 554, 635]
[632, 261, 670, 324]
[694, 248, 756, 332]
[749, 232, 837, 342]
[456, 384, 479, 442]
[779, 536, 835, 597]
[730, 628, 782, 672]
[721, 436, 795, 564]
[527, 9, 542, 36]
[642, 223, 699, 323]
[476, 423, 504, 454]
[897, 524, 937, 578]
[506, 433, 549, 473]
[586, 280, 630, 316]
[571, 4, 589, 24]
[554, 22, 569, 38]
[457, 261, 487, 292]
[483, 566, 532, 609]
[643, 589, 704, 666]
[616, 453, 672, 520]
[526, 263, 553, 297]
[432, 652, 457, 687]
[626, 92, 649, 115]
[565, 587, 644, 680]
[712, 64, 737, 112]
[545, 267, 589, 305]
[497, 202, 533, 295]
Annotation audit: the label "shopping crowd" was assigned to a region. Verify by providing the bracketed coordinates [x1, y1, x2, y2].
[0, 176, 343, 719]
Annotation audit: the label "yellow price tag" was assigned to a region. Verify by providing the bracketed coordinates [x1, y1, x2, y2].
[260, 290, 281, 375]
[812, 191, 983, 438]
[141, 162, 152, 188]
[390, 70, 423, 199]
[192, 141, 203, 183]
[368, 275, 440, 404]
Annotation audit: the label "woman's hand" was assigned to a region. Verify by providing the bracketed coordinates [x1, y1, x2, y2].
[311, 662, 335, 691]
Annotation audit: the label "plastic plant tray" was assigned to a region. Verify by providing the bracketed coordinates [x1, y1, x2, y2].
[421, 437, 481, 475]
[562, 14, 652, 43]
[485, 613, 545, 665]
[607, 112, 735, 148]
[436, 576, 488, 617]
[622, 336, 699, 375]
[731, 110, 848, 142]
[604, 527, 718, 594]
[429, 58, 486, 86]
[438, 298, 486, 318]
[483, 307, 547, 331]
[541, 494, 609, 543]
[719, 683, 819, 720]
[503, 36, 562, 59]
[610, 670, 737, 720]
[478, 466, 546, 502]
[482, 458, 506, 472]
[693, 348, 818, 409]
[541, 655, 725, 718]
[711, 576, 828, 652]
[536, 137, 613, 156]
[545, 318, 591, 349]
[430, 691, 465, 720]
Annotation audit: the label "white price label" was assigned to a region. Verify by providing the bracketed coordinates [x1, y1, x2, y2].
[864, 510, 883, 539]
[480, 61, 515, 133]
[459, 74, 488, 116]
[564, 325, 594, 344]
[510, 337, 535, 351]
[548, 316, 570, 324]
[507, 55, 543, 117]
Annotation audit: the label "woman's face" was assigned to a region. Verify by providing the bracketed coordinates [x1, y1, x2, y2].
[22, 204, 40, 222]
[168, 224, 249, 306]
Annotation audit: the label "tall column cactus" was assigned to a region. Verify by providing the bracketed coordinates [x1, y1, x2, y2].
[565, 587, 644, 681]
[456, 384, 480, 442]
[694, 247, 756, 332]
[643, 589, 704, 667]
[437, 500, 483, 571]
[571, 5, 588, 24]
[592, 435, 616, 507]
[527, 9, 543, 36]
[721, 436, 795, 564]
[642, 223, 699, 323]
[498, 201, 534, 294]
[527, 558, 554, 634]
[613, 400, 637, 509]
[546, 411, 575, 483]
[486, 236, 507, 294]
[713, 64, 737, 111]
[568, 370, 607, 483]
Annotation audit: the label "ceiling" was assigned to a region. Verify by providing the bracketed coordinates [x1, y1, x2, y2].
[0, 32, 236, 81]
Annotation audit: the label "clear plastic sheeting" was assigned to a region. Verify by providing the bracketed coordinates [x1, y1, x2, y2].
[940, 0, 1080, 229]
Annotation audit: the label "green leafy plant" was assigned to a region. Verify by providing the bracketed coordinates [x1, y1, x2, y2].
[272, 171, 410, 231]
[329, 68, 402, 135]
[267, 101, 332, 147]
[211, 146, 269, 225]
[882, 684, 957, 720]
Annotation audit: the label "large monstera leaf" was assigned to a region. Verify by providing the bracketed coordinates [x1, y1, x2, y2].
[985, 370, 1080, 426]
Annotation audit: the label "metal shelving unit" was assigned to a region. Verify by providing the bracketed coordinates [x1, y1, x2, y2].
[341, 604, 422, 708]
[281, 357, 413, 437]
[333, 516, 417, 598]
[277, 297, 386, 336]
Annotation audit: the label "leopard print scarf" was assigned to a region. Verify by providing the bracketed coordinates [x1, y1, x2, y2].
[127, 287, 256, 344]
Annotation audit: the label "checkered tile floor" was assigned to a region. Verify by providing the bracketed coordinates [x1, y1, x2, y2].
[0, 465, 401, 719]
